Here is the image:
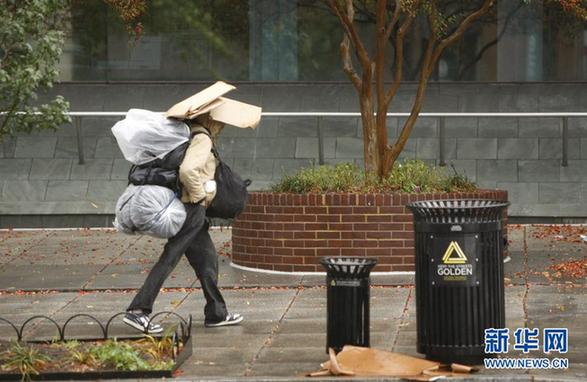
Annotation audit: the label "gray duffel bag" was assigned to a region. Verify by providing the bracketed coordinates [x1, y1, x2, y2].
[113, 184, 186, 239]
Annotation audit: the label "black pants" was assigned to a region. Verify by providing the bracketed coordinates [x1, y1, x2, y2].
[128, 204, 228, 322]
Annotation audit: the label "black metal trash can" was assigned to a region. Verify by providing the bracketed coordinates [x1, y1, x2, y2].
[407, 199, 509, 365]
[320, 257, 377, 353]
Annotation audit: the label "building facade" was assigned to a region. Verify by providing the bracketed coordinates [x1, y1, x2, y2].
[0, 0, 586, 226]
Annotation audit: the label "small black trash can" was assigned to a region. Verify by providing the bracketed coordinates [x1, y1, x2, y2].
[320, 257, 377, 353]
[407, 199, 509, 365]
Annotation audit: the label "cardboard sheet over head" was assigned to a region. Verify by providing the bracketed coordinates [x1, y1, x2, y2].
[165, 81, 262, 129]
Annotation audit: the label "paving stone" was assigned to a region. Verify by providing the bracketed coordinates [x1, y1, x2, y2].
[277, 117, 317, 137]
[82, 117, 121, 136]
[300, 85, 341, 111]
[94, 136, 125, 158]
[321, 117, 359, 137]
[113, 235, 165, 264]
[179, 362, 247, 378]
[261, 87, 305, 113]
[477, 160, 518, 182]
[70, 158, 113, 180]
[335, 137, 363, 159]
[498, 138, 539, 159]
[248, 361, 321, 377]
[500, 87, 539, 112]
[399, 117, 438, 138]
[519, 160, 561, 182]
[525, 226, 585, 253]
[87, 180, 127, 201]
[54, 136, 97, 159]
[45, 180, 88, 201]
[216, 137, 257, 159]
[381, 117, 399, 139]
[2, 180, 47, 201]
[0, 293, 75, 340]
[0, 227, 585, 380]
[111, 158, 132, 180]
[457, 138, 497, 159]
[397, 138, 417, 159]
[86, 261, 197, 290]
[273, 159, 314, 178]
[539, 183, 582, 204]
[0, 158, 32, 180]
[497, 182, 539, 205]
[560, 160, 587, 182]
[219, 265, 303, 289]
[29, 158, 72, 179]
[532, 364, 587, 381]
[14, 136, 56, 158]
[568, 117, 587, 137]
[255, 138, 296, 159]
[519, 117, 561, 137]
[504, 250, 525, 284]
[230, 158, 272, 181]
[53, 122, 76, 137]
[0, 230, 54, 268]
[0, 264, 102, 290]
[255, 346, 325, 365]
[446, 159, 477, 182]
[175, 289, 296, 324]
[294, 137, 335, 160]
[0, 137, 17, 158]
[416, 138, 444, 160]
[526, 251, 585, 285]
[12, 231, 136, 266]
[479, 117, 518, 137]
[539, 138, 581, 160]
[445, 117, 478, 137]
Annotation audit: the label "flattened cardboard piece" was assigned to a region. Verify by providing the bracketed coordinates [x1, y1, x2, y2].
[185, 98, 225, 119]
[307, 346, 476, 381]
[166, 81, 235, 119]
[209, 97, 262, 129]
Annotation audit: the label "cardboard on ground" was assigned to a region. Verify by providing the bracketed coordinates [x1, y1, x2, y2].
[166, 81, 235, 119]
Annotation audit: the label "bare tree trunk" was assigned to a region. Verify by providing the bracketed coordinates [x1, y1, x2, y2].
[359, 95, 378, 173]
[328, 0, 494, 180]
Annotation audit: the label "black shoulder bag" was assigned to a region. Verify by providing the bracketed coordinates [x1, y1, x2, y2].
[127, 141, 189, 194]
[192, 131, 252, 219]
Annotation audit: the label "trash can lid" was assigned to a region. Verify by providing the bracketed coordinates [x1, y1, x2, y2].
[320, 257, 377, 278]
[407, 199, 509, 224]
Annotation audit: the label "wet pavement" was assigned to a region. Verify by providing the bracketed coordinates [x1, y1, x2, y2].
[0, 225, 585, 381]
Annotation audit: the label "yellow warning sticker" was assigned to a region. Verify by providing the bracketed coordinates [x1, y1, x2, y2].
[441, 241, 468, 264]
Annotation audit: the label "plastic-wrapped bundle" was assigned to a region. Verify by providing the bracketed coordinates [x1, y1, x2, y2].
[113, 185, 186, 239]
[112, 109, 190, 166]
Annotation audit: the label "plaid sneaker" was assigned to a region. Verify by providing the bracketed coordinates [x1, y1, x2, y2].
[123, 312, 163, 334]
[205, 313, 244, 328]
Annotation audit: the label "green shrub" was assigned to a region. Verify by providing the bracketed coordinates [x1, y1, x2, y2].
[271, 161, 476, 194]
[89, 339, 150, 371]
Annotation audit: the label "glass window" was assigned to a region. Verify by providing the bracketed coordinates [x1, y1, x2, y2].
[58, 0, 587, 82]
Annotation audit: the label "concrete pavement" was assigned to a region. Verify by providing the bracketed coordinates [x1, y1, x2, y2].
[0, 225, 585, 381]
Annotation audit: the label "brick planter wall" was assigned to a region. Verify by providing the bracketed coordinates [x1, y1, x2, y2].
[232, 190, 508, 272]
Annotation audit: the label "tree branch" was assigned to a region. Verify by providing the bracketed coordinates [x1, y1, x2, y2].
[384, 0, 401, 40]
[457, 1, 522, 79]
[385, 1, 418, 106]
[430, 0, 495, 68]
[327, 0, 371, 69]
[340, 35, 362, 91]
[384, 35, 435, 173]
[375, 0, 389, 176]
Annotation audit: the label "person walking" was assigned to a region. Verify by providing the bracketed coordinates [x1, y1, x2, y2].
[123, 114, 243, 333]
